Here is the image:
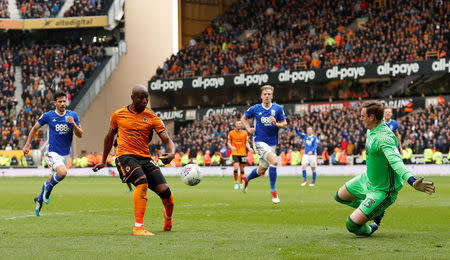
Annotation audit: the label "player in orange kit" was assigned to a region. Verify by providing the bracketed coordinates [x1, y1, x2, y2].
[228, 120, 253, 190]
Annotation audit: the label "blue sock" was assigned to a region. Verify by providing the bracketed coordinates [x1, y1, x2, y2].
[312, 171, 317, 183]
[269, 166, 277, 192]
[247, 169, 260, 182]
[46, 173, 62, 193]
[302, 170, 307, 181]
[38, 182, 47, 202]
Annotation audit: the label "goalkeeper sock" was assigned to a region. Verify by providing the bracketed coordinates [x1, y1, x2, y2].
[312, 171, 317, 183]
[161, 194, 174, 219]
[334, 192, 362, 208]
[133, 183, 148, 226]
[269, 166, 277, 192]
[247, 169, 260, 182]
[302, 170, 307, 181]
[233, 169, 238, 183]
[346, 217, 372, 236]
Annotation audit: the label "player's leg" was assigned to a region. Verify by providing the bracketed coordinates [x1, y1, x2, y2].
[40, 153, 68, 205]
[232, 157, 240, 190]
[266, 151, 280, 203]
[239, 163, 245, 189]
[334, 173, 366, 209]
[301, 157, 308, 186]
[116, 155, 153, 236]
[347, 191, 397, 236]
[145, 159, 174, 231]
[243, 142, 268, 193]
[309, 155, 317, 186]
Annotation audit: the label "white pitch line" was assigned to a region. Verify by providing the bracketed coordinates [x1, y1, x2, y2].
[4, 208, 120, 220]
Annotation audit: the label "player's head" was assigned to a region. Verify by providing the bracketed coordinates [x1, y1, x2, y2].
[361, 101, 384, 129]
[306, 126, 313, 135]
[260, 85, 274, 105]
[234, 120, 242, 130]
[54, 90, 67, 113]
[131, 84, 149, 113]
[384, 107, 393, 121]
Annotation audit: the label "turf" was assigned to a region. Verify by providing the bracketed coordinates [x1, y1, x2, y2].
[0, 175, 448, 259]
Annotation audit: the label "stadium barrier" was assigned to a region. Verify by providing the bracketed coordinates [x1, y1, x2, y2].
[1, 164, 449, 177]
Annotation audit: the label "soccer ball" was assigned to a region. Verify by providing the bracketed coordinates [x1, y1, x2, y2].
[180, 164, 202, 186]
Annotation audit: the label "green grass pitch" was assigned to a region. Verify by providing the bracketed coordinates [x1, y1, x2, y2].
[0, 175, 448, 259]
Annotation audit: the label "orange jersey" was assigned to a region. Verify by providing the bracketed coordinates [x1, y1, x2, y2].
[110, 106, 165, 158]
[228, 130, 248, 156]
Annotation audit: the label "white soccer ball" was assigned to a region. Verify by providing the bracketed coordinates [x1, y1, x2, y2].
[180, 164, 202, 186]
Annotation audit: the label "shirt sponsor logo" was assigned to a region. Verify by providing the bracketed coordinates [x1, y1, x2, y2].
[150, 79, 183, 92]
[278, 70, 315, 83]
[376, 62, 419, 77]
[326, 66, 366, 79]
[233, 73, 269, 86]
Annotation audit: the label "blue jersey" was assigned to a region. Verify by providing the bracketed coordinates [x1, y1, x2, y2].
[244, 103, 286, 146]
[295, 127, 318, 154]
[385, 119, 399, 132]
[38, 110, 80, 156]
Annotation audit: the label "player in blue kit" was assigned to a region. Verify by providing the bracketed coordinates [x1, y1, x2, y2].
[294, 122, 319, 186]
[23, 91, 83, 216]
[241, 85, 287, 204]
[384, 107, 402, 152]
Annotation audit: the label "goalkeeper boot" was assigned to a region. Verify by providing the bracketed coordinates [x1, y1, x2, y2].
[369, 223, 378, 235]
[34, 196, 43, 217]
[374, 211, 385, 226]
[242, 176, 248, 193]
[163, 208, 173, 231]
[132, 226, 155, 236]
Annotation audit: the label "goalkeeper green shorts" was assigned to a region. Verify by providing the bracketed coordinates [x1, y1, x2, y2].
[345, 173, 398, 220]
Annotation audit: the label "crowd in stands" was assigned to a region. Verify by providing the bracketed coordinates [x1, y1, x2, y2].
[64, 0, 104, 17]
[153, 0, 449, 80]
[0, 41, 106, 151]
[0, 0, 10, 18]
[17, 0, 64, 18]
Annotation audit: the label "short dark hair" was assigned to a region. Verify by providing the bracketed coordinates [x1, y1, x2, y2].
[362, 101, 384, 121]
[54, 90, 67, 101]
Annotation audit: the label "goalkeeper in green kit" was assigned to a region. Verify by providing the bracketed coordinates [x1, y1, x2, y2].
[334, 101, 435, 236]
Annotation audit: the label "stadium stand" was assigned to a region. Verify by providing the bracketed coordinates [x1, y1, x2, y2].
[17, 0, 64, 18]
[64, 0, 105, 17]
[153, 0, 449, 80]
[0, 0, 10, 18]
[0, 41, 106, 151]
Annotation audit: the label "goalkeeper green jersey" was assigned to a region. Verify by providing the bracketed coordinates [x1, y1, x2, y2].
[365, 122, 413, 192]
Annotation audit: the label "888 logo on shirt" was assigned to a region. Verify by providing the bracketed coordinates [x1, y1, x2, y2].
[55, 124, 70, 134]
[260, 116, 273, 126]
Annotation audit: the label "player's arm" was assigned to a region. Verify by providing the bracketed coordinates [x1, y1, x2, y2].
[227, 133, 236, 150]
[379, 136, 435, 194]
[67, 117, 83, 138]
[245, 139, 253, 153]
[271, 119, 288, 129]
[23, 122, 42, 155]
[158, 130, 176, 165]
[241, 114, 255, 134]
[93, 128, 117, 172]
[295, 126, 307, 139]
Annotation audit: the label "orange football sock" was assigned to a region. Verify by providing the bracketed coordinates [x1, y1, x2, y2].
[239, 173, 244, 184]
[233, 169, 238, 182]
[161, 194, 174, 218]
[133, 183, 148, 225]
